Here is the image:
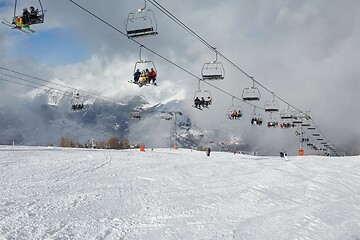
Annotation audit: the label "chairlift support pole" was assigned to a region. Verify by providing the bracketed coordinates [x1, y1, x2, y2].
[171, 111, 182, 149]
[298, 126, 304, 156]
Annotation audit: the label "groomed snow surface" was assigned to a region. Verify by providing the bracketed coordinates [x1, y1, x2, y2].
[1, 146, 359, 240]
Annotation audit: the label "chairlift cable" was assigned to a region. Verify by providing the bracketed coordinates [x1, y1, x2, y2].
[67, 1, 337, 154]
[0, 67, 126, 106]
[148, 0, 303, 113]
[147, 0, 337, 153]
[0, 66, 121, 104]
[66, 0, 262, 110]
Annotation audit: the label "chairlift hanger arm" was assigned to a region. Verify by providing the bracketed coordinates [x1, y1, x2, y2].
[212, 47, 218, 63]
[14, 0, 17, 18]
[139, 0, 147, 12]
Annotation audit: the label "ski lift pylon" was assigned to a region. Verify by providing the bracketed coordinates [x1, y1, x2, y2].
[124, 0, 158, 38]
[201, 48, 225, 80]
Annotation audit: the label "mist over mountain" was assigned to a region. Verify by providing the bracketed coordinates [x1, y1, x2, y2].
[0, 83, 251, 152]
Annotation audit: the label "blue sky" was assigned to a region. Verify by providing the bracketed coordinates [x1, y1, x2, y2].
[8, 29, 91, 66]
[0, 2, 8, 8]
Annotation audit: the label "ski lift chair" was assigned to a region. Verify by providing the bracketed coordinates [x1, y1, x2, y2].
[242, 79, 261, 101]
[242, 87, 261, 101]
[201, 48, 225, 80]
[71, 92, 85, 111]
[13, 0, 47, 26]
[301, 119, 311, 127]
[130, 112, 141, 120]
[124, 0, 158, 38]
[267, 113, 278, 128]
[160, 112, 173, 121]
[250, 107, 263, 126]
[72, 103, 84, 111]
[280, 106, 294, 119]
[193, 81, 212, 110]
[280, 119, 294, 129]
[226, 97, 243, 120]
[291, 112, 303, 124]
[133, 46, 157, 84]
[264, 93, 279, 112]
[292, 118, 303, 124]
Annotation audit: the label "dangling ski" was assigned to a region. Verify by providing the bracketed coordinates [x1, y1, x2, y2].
[13, 18, 35, 33]
[192, 105, 203, 111]
[128, 80, 158, 87]
[2, 18, 35, 33]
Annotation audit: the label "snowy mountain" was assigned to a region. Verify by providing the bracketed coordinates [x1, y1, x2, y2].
[0, 84, 250, 150]
[0, 145, 359, 239]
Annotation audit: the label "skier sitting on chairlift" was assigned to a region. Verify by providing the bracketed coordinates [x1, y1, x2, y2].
[206, 96, 212, 106]
[133, 69, 141, 83]
[232, 110, 238, 119]
[139, 70, 149, 86]
[200, 97, 206, 108]
[22, 8, 30, 25]
[194, 97, 201, 109]
[251, 117, 262, 125]
[149, 68, 157, 84]
[29, 6, 39, 24]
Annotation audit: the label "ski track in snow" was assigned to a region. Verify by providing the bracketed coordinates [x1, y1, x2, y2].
[0, 146, 360, 239]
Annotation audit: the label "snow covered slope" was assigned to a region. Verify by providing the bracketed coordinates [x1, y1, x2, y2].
[0, 146, 359, 239]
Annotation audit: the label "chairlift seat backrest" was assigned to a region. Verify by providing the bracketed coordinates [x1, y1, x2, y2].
[280, 110, 294, 119]
[201, 62, 224, 80]
[264, 101, 279, 112]
[242, 87, 261, 101]
[125, 8, 158, 39]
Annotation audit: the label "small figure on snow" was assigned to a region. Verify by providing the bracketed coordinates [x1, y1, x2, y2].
[206, 147, 211, 157]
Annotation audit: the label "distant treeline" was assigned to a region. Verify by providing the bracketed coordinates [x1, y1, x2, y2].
[59, 136, 138, 149]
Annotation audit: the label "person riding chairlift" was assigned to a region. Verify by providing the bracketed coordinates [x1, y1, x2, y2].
[194, 97, 201, 109]
[133, 69, 141, 83]
[29, 6, 38, 24]
[22, 8, 30, 25]
[232, 110, 238, 119]
[149, 68, 157, 84]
